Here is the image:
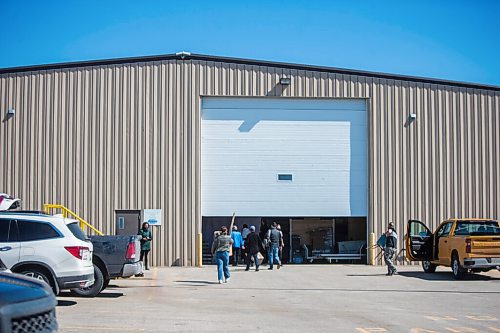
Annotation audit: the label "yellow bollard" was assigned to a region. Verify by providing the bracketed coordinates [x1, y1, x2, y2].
[368, 232, 376, 265]
[196, 233, 203, 267]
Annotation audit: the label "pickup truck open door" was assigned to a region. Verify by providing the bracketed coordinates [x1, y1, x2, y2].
[406, 220, 434, 261]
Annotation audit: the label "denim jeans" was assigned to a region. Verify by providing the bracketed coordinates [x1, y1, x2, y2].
[268, 245, 280, 269]
[215, 251, 230, 281]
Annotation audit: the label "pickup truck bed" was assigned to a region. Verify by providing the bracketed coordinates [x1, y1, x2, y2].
[71, 234, 142, 297]
[91, 235, 142, 279]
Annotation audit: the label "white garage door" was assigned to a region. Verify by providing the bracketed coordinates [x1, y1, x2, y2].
[202, 97, 367, 217]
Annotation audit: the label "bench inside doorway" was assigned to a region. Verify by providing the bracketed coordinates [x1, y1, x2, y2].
[303, 240, 366, 263]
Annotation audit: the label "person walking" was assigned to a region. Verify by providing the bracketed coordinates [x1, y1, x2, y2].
[382, 222, 398, 276]
[231, 225, 243, 266]
[259, 220, 269, 264]
[277, 224, 285, 266]
[211, 226, 233, 284]
[138, 222, 153, 272]
[241, 224, 251, 264]
[266, 222, 282, 270]
[244, 225, 262, 272]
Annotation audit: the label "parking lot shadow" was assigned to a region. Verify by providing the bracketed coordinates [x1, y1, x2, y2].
[398, 271, 500, 281]
[176, 280, 220, 285]
[95, 292, 124, 298]
[57, 300, 77, 307]
[347, 274, 390, 277]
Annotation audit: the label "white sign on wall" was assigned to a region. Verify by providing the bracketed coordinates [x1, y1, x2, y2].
[142, 209, 162, 226]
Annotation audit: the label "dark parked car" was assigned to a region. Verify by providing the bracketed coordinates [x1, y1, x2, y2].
[0, 257, 58, 333]
[71, 234, 142, 297]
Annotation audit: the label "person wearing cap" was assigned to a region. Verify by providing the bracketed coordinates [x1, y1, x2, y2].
[383, 222, 398, 276]
[230, 225, 243, 266]
[244, 225, 262, 272]
[211, 226, 234, 284]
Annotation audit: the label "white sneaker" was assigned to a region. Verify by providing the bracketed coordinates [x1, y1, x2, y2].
[219, 280, 223, 284]
[224, 278, 230, 283]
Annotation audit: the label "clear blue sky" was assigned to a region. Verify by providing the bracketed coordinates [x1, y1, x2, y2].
[1, 0, 499, 86]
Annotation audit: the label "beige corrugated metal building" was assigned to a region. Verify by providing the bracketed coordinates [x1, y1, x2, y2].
[1, 53, 499, 266]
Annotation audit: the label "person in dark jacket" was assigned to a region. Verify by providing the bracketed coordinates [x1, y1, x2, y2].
[259, 219, 269, 264]
[277, 224, 285, 266]
[244, 225, 262, 272]
[138, 222, 153, 271]
[266, 222, 282, 270]
[382, 222, 398, 276]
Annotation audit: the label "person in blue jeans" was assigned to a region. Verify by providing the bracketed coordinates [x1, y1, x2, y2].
[211, 226, 234, 284]
[266, 222, 282, 270]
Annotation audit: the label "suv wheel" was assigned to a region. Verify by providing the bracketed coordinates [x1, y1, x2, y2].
[71, 265, 104, 297]
[21, 269, 55, 293]
[422, 260, 437, 273]
[452, 254, 466, 280]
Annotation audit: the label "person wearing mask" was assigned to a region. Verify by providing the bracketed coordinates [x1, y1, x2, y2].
[266, 222, 282, 270]
[244, 225, 262, 272]
[381, 222, 398, 276]
[231, 225, 243, 266]
[138, 222, 153, 272]
[211, 226, 234, 284]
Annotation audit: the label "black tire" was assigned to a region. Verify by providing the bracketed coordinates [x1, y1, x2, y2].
[451, 254, 466, 280]
[21, 268, 56, 294]
[102, 277, 111, 291]
[71, 265, 103, 297]
[422, 260, 437, 273]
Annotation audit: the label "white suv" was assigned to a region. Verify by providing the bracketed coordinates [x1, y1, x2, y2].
[0, 211, 94, 295]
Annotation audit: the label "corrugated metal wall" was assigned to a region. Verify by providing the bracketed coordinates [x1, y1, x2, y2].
[1, 58, 499, 266]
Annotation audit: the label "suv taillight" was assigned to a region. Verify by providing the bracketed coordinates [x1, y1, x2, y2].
[126, 242, 136, 260]
[65, 246, 90, 260]
[465, 239, 472, 253]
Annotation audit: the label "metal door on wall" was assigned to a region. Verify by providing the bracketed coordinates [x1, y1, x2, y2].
[115, 210, 141, 236]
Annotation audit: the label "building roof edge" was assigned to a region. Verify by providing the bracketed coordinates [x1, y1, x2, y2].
[1, 52, 499, 92]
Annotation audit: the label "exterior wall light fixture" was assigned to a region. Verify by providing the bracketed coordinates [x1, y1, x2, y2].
[2, 108, 15, 123]
[279, 77, 291, 85]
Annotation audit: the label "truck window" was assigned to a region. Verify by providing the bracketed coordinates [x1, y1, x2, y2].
[437, 223, 453, 237]
[454, 221, 499, 236]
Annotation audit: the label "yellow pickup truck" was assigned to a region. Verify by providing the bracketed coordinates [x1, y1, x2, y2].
[406, 219, 500, 279]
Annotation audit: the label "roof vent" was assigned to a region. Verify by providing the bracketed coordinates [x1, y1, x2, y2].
[175, 51, 191, 59]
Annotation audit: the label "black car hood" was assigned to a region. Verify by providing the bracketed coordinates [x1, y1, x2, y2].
[0, 272, 53, 306]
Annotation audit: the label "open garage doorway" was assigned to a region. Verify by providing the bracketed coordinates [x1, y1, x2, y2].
[202, 216, 366, 265]
[289, 217, 367, 264]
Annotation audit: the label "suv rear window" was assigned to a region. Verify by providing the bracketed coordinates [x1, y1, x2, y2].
[454, 221, 500, 236]
[17, 220, 60, 241]
[67, 222, 87, 241]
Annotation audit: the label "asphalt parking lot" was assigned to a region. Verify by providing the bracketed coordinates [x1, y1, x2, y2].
[57, 265, 500, 333]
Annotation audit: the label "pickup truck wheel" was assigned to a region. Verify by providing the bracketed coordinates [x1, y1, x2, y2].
[422, 260, 437, 273]
[71, 265, 104, 297]
[451, 254, 466, 280]
[102, 277, 110, 291]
